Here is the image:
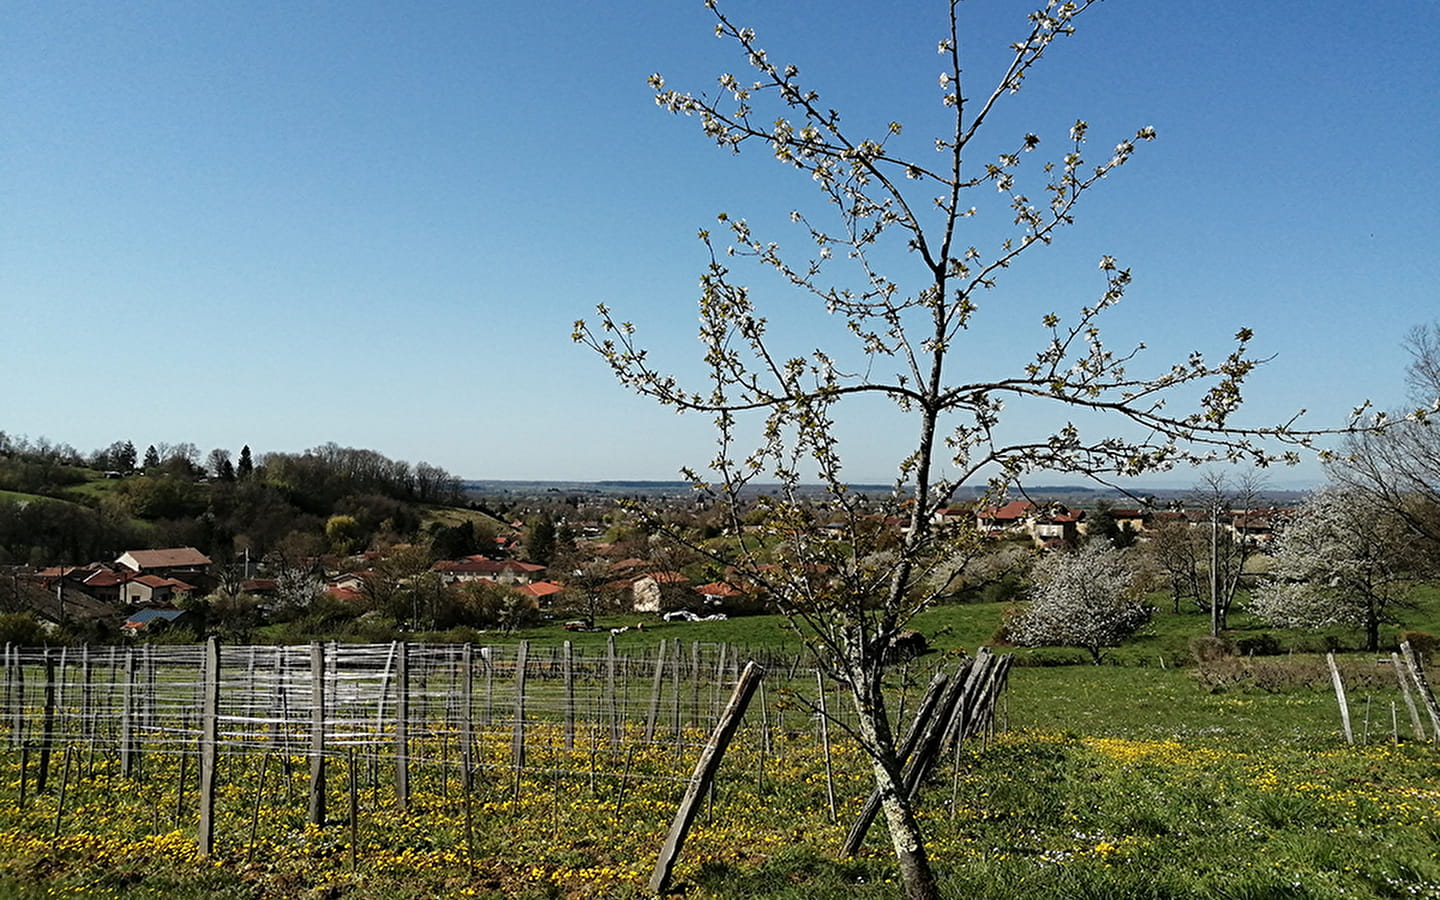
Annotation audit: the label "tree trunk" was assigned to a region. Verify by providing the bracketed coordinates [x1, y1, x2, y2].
[852, 682, 941, 900]
[869, 752, 939, 899]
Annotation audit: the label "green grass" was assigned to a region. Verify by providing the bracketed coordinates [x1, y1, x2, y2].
[6, 589, 1436, 898]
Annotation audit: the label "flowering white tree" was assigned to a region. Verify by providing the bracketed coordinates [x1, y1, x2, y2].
[1009, 541, 1149, 663]
[574, 2, 1362, 897]
[1329, 323, 1440, 568]
[1251, 486, 1416, 652]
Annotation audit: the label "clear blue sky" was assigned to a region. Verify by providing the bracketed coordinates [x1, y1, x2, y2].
[4, 0, 1436, 487]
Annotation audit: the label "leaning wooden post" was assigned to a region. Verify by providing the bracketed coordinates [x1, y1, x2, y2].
[197, 636, 220, 857]
[1391, 652, 1427, 741]
[308, 641, 327, 826]
[395, 641, 409, 814]
[649, 661, 764, 896]
[1399, 640, 1440, 740]
[1326, 652, 1354, 745]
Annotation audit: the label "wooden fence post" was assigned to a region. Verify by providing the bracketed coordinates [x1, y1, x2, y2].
[80, 646, 92, 743]
[1327, 652, 1354, 745]
[461, 644, 474, 791]
[512, 641, 528, 796]
[650, 661, 765, 895]
[198, 636, 220, 857]
[1391, 652, 1427, 741]
[37, 651, 54, 793]
[563, 640, 575, 750]
[120, 649, 136, 778]
[308, 641, 327, 826]
[395, 641, 409, 814]
[10, 648, 25, 748]
[671, 639, 682, 745]
[606, 634, 619, 747]
[644, 640, 666, 742]
[1399, 641, 1440, 740]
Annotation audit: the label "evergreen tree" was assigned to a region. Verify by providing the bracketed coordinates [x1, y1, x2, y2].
[526, 514, 556, 566]
[118, 440, 137, 471]
[236, 445, 253, 479]
[143, 445, 160, 469]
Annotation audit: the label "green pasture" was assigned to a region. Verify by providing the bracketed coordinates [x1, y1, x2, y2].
[1, 588, 1437, 899]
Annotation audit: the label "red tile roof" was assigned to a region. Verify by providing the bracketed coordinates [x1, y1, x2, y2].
[514, 581, 564, 599]
[977, 500, 1035, 521]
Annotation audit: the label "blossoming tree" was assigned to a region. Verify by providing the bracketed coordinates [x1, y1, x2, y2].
[1008, 540, 1150, 664]
[575, 2, 1350, 896]
[1252, 486, 1416, 653]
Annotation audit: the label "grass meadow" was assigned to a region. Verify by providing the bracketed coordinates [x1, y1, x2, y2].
[1, 593, 1438, 899]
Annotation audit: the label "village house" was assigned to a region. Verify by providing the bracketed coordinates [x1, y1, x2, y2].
[115, 546, 213, 592]
[432, 555, 547, 586]
[975, 500, 1086, 548]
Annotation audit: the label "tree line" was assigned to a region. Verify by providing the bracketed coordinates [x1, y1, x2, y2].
[0, 434, 467, 566]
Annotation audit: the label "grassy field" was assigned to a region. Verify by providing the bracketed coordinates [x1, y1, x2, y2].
[1, 592, 1438, 899]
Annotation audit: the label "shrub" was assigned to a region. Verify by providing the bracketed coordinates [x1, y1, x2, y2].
[1188, 635, 1233, 663]
[1398, 630, 1437, 661]
[1233, 632, 1282, 657]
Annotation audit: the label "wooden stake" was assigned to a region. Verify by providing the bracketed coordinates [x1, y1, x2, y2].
[512, 641, 528, 801]
[649, 661, 765, 895]
[308, 641, 327, 826]
[52, 744, 73, 838]
[246, 753, 271, 864]
[198, 636, 220, 857]
[563, 640, 575, 750]
[461, 644, 474, 791]
[37, 651, 54, 793]
[1392, 652, 1427, 741]
[396, 642, 409, 814]
[1327, 652, 1354, 745]
[120, 649, 135, 779]
[349, 747, 360, 873]
[607, 633, 619, 747]
[644, 639, 666, 742]
[1399, 641, 1440, 739]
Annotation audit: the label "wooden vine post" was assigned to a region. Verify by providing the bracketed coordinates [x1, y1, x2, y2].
[461, 643, 474, 791]
[395, 641, 410, 814]
[512, 640, 528, 796]
[1391, 652, 1427, 741]
[198, 636, 220, 857]
[37, 651, 54, 792]
[1326, 653, 1354, 745]
[1399, 640, 1440, 739]
[649, 661, 764, 896]
[120, 649, 136, 778]
[308, 641, 327, 826]
[644, 639, 666, 742]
